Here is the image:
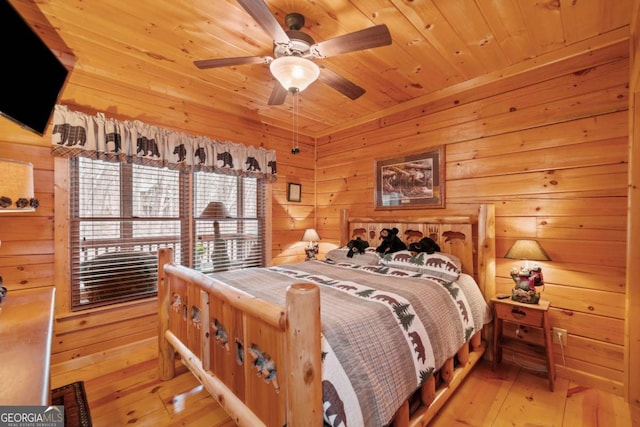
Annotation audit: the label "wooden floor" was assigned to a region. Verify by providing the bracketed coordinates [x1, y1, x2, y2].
[51, 338, 639, 427]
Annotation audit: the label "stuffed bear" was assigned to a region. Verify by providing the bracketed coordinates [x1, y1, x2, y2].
[346, 237, 370, 258]
[375, 227, 407, 254]
[408, 237, 441, 255]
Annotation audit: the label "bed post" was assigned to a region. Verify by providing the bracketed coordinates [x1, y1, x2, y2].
[477, 204, 496, 301]
[158, 247, 175, 380]
[285, 283, 323, 426]
[340, 208, 349, 247]
[477, 204, 496, 361]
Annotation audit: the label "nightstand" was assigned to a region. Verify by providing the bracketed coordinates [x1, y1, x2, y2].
[492, 296, 556, 391]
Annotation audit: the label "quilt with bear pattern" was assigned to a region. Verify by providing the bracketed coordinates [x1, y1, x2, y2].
[211, 258, 491, 427]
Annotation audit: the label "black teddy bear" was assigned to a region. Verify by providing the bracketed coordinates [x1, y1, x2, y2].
[346, 237, 370, 258]
[408, 237, 441, 255]
[375, 227, 407, 254]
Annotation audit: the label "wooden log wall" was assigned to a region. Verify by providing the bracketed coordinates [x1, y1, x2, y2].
[314, 44, 630, 395]
[627, 0, 640, 409]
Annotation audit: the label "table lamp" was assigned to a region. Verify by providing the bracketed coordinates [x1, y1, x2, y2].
[301, 229, 320, 261]
[504, 239, 550, 267]
[200, 202, 232, 270]
[200, 202, 231, 238]
[504, 239, 551, 304]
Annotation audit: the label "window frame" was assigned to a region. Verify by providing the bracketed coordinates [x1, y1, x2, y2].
[66, 157, 266, 311]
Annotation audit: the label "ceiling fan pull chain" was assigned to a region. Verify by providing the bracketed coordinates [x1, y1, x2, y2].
[291, 88, 300, 155]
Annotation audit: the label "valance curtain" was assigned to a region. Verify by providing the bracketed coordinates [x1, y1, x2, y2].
[50, 105, 277, 182]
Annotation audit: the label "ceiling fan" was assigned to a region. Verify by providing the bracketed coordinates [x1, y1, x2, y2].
[193, 0, 392, 105]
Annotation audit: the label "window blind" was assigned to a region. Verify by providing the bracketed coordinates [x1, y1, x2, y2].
[70, 157, 188, 309]
[69, 157, 266, 310]
[193, 172, 265, 273]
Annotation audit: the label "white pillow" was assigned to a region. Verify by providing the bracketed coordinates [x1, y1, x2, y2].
[325, 247, 381, 266]
[379, 250, 461, 281]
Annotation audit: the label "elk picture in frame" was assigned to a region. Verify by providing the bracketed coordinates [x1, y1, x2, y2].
[287, 183, 301, 202]
[374, 146, 445, 209]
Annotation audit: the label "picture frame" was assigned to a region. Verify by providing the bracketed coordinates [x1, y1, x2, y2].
[374, 146, 445, 209]
[287, 183, 301, 202]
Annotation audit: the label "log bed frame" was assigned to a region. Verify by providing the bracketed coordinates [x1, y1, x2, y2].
[158, 204, 495, 426]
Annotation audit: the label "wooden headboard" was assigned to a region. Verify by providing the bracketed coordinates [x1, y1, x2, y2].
[339, 204, 496, 297]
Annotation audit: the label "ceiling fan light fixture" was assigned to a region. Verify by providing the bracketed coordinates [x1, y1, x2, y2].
[270, 56, 320, 92]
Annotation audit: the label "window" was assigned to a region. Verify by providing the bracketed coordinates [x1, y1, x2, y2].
[193, 172, 264, 273]
[70, 157, 265, 310]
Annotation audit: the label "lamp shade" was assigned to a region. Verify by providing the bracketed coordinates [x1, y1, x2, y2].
[0, 158, 37, 212]
[301, 228, 321, 242]
[199, 202, 231, 219]
[270, 56, 320, 92]
[504, 239, 551, 261]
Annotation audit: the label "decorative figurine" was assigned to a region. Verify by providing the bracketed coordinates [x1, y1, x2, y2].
[305, 242, 319, 261]
[510, 263, 544, 304]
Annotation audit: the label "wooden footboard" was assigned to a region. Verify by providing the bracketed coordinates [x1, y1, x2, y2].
[158, 247, 323, 426]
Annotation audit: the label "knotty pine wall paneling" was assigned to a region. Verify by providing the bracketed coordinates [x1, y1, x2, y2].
[627, 0, 640, 409]
[315, 51, 629, 395]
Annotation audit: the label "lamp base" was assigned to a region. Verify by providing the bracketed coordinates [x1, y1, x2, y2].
[509, 264, 544, 304]
[304, 247, 318, 261]
[511, 288, 540, 304]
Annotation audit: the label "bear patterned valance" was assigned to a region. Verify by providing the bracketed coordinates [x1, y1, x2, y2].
[50, 105, 277, 182]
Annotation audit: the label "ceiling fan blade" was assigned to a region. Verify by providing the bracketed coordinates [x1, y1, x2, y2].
[236, 0, 290, 45]
[194, 56, 272, 69]
[311, 24, 392, 58]
[318, 66, 366, 100]
[268, 83, 288, 105]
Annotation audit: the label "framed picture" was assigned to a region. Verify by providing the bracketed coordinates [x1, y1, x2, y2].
[287, 183, 301, 202]
[374, 146, 445, 209]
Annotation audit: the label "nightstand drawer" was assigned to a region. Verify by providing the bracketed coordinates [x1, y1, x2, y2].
[494, 302, 544, 327]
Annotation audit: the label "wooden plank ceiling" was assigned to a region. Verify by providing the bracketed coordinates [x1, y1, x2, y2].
[10, 0, 632, 137]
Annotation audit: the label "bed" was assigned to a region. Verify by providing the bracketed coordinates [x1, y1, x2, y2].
[158, 204, 496, 426]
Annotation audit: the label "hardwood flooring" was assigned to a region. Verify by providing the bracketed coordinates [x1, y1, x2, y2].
[51, 338, 638, 427]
